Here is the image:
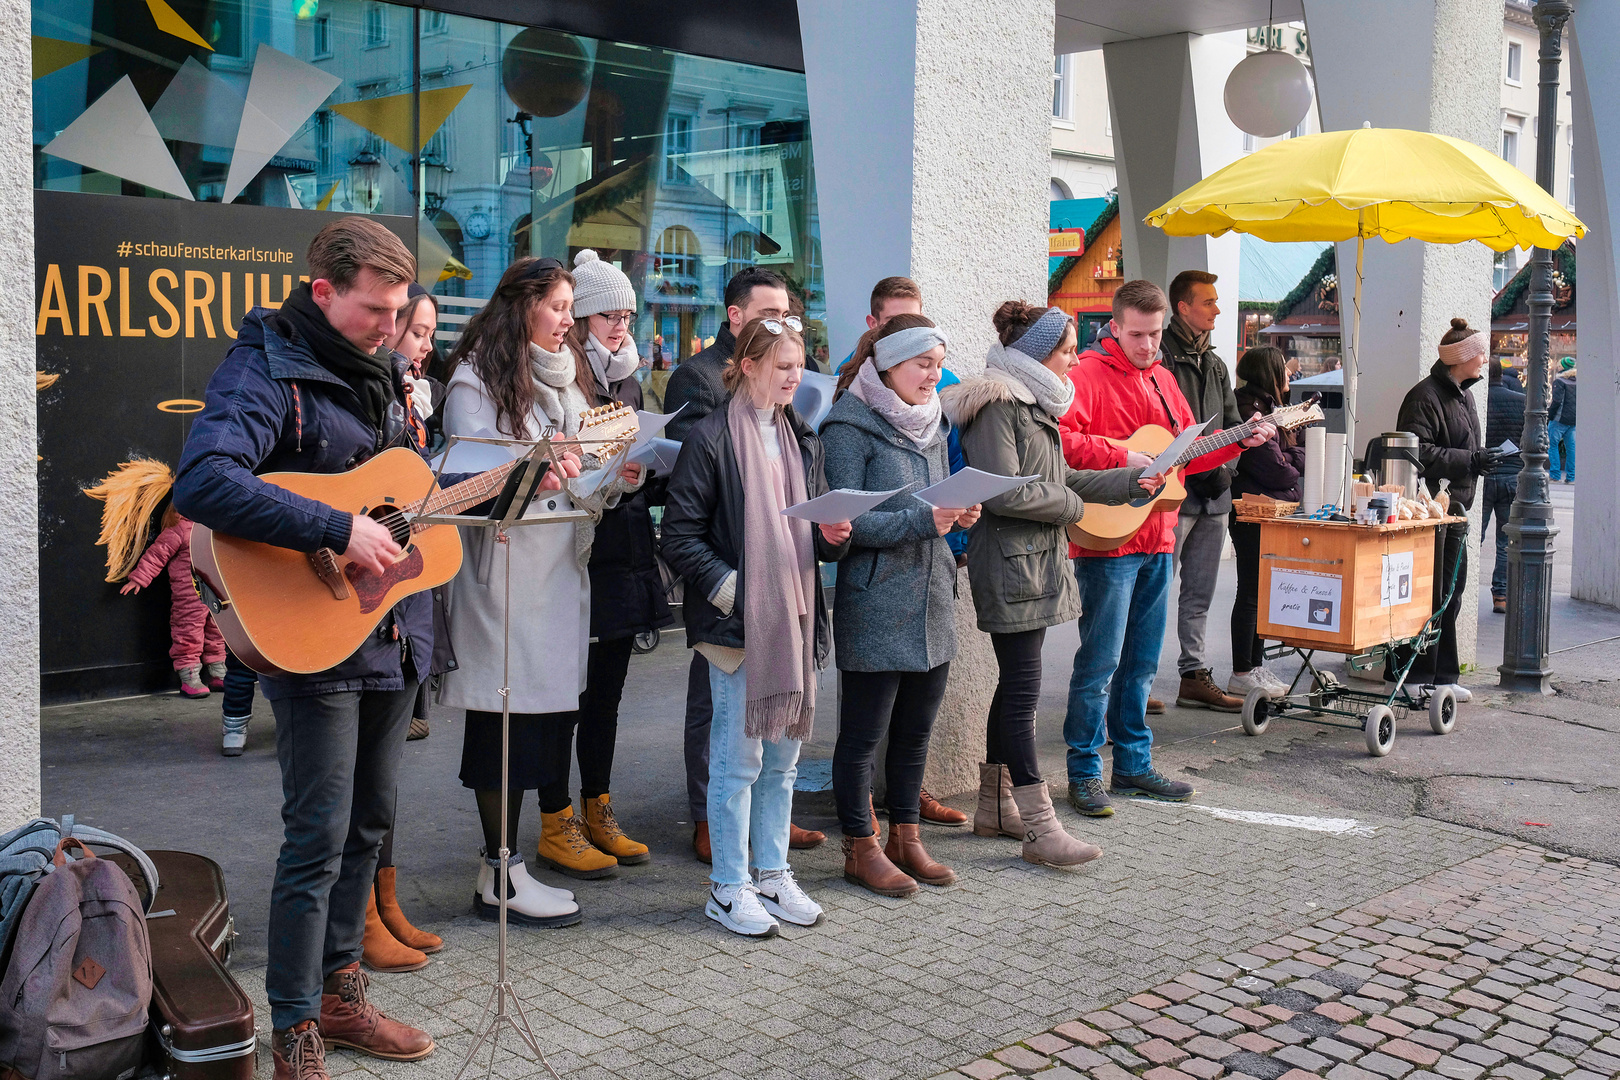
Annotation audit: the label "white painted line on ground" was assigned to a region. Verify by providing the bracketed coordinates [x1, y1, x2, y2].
[1134, 798, 1378, 837]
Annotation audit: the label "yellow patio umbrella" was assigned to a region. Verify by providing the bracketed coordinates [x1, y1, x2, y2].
[1146, 123, 1585, 498]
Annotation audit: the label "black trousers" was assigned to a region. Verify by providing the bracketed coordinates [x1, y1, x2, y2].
[832, 664, 951, 836]
[683, 651, 712, 821]
[538, 635, 636, 813]
[986, 628, 1046, 787]
[1386, 521, 1466, 686]
[1228, 518, 1266, 673]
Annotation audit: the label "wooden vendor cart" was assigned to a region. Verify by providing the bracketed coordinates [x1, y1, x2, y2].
[1234, 508, 1468, 756]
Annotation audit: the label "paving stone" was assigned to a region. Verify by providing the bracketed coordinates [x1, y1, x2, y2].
[1572, 970, 1620, 992]
[1091, 1064, 1138, 1080]
[1475, 981, 1525, 1003]
[1276, 1045, 1333, 1072]
[1232, 1033, 1283, 1054]
[1483, 1035, 1539, 1059]
[1381, 1040, 1444, 1067]
[1575, 1049, 1620, 1073]
[1311, 1038, 1365, 1063]
[1540, 1038, 1585, 1059]
[1502, 1006, 1558, 1032]
[1116, 1003, 1163, 1024]
[1055, 1023, 1112, 1048]
[1297, 979, 1347, 1002]
[1345, 995, 1395, 1016]
[960, 1060, 1012, 1079]
[1132, 995, 1174, 1010]
[1452, 991, 1506, 1013]
[1103, 1044, 1149, 1068]
[1184, 1037, 1241, 1061]
[1488, 1064, 1547, 1080]
[1452, 1045, 1508, 1068]
[1219, 989, 1265, 1008]
[1056, 1046, 1112, 1071]
[1259, 1005, 1301, 1023]
[1263, 988, 1325, 1013]
[1496, 1023, 1552, 1047]
[994, 1046, 1052, 1071]
[1221, 1052, 1290, 1080]
[1196, 1016, 1248, 1039]
[1328, 1064, 1384, 1080]
[1318, 1003, 1365, 1023]
[1030, 1069, 1087, 1080]
[1183, 1057, 1227, 1080]
[1114, 1027, 1150, 1047]
[1144, 1068, 1200, 1080]
[1435, 1057, 1485, 1080]
[1552, 1021, 1599, 1043]
[1407, 1030, 1461, 1053]
[1289, 1012, 1343, 1040]
[1086, 1012, 1133, 1032]
[1179, 974, 1229, 995]
[1340, 1027, 1388, 1050]
[1227, 1010, 1274, 1032]
[1264, 1025, 1311, 1047]
[1139, 1040, 1191, 1066]
[1279, 1071, 1323, 1080]
[1369, 1016, 1416, 1038]
[1460, 1009, 1505, 1032]
[1168, 1005, 1213, 1025]
[1143, 1017, 1203, 1043]
[1030, 1034, 1077, 1055]
[1358, 1051, 1417, 1078]
[1522, 1053, 1575, 1076]
[1390, 1007, 1441, 1028]
[1158, 984, 1204, 1004]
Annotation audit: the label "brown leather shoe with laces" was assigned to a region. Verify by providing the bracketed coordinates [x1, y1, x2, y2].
[917, 788, 968, 827]
[318, 963, 435, 1061]
[1175, 669, 1242, 713]
[273, 1021, 329, 1080]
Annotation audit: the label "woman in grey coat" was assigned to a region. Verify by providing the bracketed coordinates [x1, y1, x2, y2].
[821, 315, 980, 898]
[940, 301, 1152, 870]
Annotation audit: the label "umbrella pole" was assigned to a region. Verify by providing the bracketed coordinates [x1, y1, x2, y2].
[1344, 225, 1363, 502]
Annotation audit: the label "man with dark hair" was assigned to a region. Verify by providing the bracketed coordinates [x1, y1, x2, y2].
[661, 266, 826, 862]
[1162, 270, 1248, 709]
[174, 218, 573, 1080]
[1058, 280, 1274, 818]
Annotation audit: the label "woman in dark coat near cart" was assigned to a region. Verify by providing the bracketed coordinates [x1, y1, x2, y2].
[1226, 346, 1306, 704]
[1388, 317, 1503, 702]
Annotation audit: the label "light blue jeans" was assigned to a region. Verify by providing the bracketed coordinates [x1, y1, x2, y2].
[1548, 421, 1575, 481]
[708, 661, 801, 887]
[1064, 553, 1172, 783]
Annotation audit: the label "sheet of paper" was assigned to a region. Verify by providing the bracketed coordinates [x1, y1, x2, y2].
[913, 467, 1039, 508]
[1498, 439, 1519, 455]
[781, 487, 906, 525]
[627, 436, 681, 473]
[793, 370, 838, 432]
[433, 427, 515, 474]
[1268, 568, 1342, 632]
[1380, 551, 1414, 607]
[633, 405, 681, 450]
[1146, 418, 1213, 476]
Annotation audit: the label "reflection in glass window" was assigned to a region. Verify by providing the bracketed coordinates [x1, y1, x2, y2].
[664, 115, 692, 183]
[364, 4, 389, 48]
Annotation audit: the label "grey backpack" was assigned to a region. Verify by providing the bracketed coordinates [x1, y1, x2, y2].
[0, 838, 153, 1080]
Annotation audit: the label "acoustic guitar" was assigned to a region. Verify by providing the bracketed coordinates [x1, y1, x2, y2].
[1066, 398, 1324, 552]
[191, 404, 639, 677]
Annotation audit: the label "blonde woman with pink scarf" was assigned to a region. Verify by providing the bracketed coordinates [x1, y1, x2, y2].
[662, 317, 853, 938]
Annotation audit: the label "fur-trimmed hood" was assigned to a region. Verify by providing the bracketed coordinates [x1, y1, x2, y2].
[939, 368, 1034, 428]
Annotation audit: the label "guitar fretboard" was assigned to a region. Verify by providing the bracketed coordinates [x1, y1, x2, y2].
[1169, 405, 1319, 468]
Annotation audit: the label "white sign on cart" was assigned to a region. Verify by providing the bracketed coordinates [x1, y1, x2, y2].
[1269, 568, 1342, 632]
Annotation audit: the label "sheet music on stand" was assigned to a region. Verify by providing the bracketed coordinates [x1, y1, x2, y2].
[412, 430, 598, 1080]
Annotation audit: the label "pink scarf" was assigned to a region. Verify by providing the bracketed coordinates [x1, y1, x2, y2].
[727, 392, 817, 742]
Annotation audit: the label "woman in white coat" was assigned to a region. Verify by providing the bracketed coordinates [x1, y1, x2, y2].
[438, 256, 641, 925]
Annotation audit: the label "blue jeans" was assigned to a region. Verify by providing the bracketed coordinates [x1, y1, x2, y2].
[1479, 475, 1517, 598]
[1548, 421, 1575, 480]
[707, 662, 801, 887]
[1065, 553, 1172, 782]
[221, 650, 258, 719]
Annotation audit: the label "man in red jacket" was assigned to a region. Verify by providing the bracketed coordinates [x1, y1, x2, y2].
[1058, 280, 1275, 817]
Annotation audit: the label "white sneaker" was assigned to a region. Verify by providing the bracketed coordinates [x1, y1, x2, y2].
[1256, 666, 1293, 696]
[753, 868, 824, 927]
[1447, 684, 1473, 703]
[1227, 670, 1274, 699]
[476, 855, 579, 927]
[706, 883, 779, 938]
[221, 714, 249, 757]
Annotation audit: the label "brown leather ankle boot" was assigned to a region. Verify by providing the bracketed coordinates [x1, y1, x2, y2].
[272, 1021, 328, 1080]
[360, 892, 428, 973]
[884, 823, 956, 886]
[319, 963, 435, 1061]
[374, 867, 441, 954]
[841, 834, 918, 897]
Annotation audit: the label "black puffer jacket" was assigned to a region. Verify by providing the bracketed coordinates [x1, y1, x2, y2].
[1485, 381, 1525, 477]
[1232, 385, 1306, 501]
[586, 370, 673, 641]
[1396, 361, 1483, 511]
[660, 400, 851, 663]
[1550, 375, 1577, 426]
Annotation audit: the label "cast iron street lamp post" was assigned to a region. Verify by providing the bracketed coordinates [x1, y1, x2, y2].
[1499, 0, 1572, 694]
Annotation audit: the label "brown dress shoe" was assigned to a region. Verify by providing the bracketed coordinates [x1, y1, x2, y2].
[374, 867, 441, 954]
[842, 834, 918, 897]
[361, 892, 428, 973]
[319, 963, 434, 1061]
[692, 821, 711, 864]
[1146, 698, 1166, 715]
[1175, 669, 1242, 713]
[273, 1021, 329, 1080]
[884, 823, 956, 885]
[918, 788, 968, 827]
[788, 822, 826, 850]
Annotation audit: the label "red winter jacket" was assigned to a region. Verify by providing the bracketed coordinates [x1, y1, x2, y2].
[1059, 332, 1242, 558]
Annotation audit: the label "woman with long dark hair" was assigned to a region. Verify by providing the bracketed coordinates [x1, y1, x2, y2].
[438, 256, 642, 927]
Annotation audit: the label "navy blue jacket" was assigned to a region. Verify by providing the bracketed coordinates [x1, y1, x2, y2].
[1485, 381, 1526, 477]
[175, 307, 435, 700]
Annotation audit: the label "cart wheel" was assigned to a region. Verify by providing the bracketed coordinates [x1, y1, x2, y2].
[1241, 688, 1272, 736]
[632, 628, 660, 654]
[1428, 684, 1457, 735]
[1364, 705, 1396, 757]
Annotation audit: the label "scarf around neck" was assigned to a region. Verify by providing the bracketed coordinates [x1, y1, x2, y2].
[278, 283, 396, 429]
[986, 340, 1075, 420]
[726, 392, 817, 743]
[850, 359, 942, 450]
[583, 333, 640, 394]
[1167, 313, 1211, 356]
[527, 340, 589, 438]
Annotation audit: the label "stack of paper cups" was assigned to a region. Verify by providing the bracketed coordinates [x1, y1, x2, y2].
[1302, 426, 1326, 515]
[1322, 432, 1346, 510]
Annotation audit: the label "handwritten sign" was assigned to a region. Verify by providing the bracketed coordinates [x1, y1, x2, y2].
[1269, 568, 1342, 632]
[1381, 551, 1414, 607]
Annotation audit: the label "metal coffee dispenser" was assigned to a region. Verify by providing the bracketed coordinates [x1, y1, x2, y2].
[1370, 432, 1421, 499]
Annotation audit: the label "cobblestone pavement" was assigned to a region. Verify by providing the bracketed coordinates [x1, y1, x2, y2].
[234, 775, 1506, 1080]
[940, 844, 1620, 1080]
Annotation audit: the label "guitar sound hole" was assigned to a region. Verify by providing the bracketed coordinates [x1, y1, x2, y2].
[367, 505, 414, 549]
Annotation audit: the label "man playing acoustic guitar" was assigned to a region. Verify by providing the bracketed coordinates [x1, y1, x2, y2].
[1057, 280, 1276, 818]
[175, 218, 577, 1080]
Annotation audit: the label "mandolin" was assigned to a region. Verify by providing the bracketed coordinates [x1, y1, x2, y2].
[191, 403, 639, 676]
[1067, 398, 1324, 552]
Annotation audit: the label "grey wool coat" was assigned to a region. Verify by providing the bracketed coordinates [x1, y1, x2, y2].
[941, 370, 1143, 635]
[819, 391, 958, 673]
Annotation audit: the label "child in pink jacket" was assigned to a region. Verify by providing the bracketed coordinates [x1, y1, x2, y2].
[121, 507, 225, 697]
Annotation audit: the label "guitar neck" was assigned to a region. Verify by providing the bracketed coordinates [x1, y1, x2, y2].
[1171, 419, 1260, 467]
[407, 430, 610, 527]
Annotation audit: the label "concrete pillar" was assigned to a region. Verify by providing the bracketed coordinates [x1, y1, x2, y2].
[1105, 31, 1246, 366]
[1304, 0, 1500, 668]
[0, 0, 39, 826]
[1569, 16, 1620, 608]
[800, 0, 1052, 793]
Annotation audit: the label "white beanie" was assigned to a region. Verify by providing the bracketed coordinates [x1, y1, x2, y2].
[570, 249, 637, 318]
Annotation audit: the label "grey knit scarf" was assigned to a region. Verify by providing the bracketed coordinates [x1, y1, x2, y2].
[849, 359, 943, 450]
[986, 340, 1075, 420]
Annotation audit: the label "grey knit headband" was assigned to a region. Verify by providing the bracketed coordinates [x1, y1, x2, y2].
[871, 325, 948, 371]
[1008, 307, 1073, 362]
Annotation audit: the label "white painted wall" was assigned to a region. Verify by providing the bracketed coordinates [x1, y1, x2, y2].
[0, 0, 40, 826]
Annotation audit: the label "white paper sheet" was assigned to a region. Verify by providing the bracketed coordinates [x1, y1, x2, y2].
[633, 405, 682, 448]
[1146, 418, 1212, 476]
[793, 370, 838, 432]
[781, 487, 905, 524]
[1269, 568, 1342, 632]
[627, 437, 681, 473]
[1498, 439, 1519, 455]
[1380, 551, 1414, 607]
[913, 467, 1039, 508]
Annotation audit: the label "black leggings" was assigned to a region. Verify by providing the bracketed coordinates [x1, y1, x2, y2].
[1228, 518, 1265, 673]
[538, 636, 636, 814]
[832, 664, 951, 836]
[1386, 521, 1466, 686]
[986, 628, 1045, 787]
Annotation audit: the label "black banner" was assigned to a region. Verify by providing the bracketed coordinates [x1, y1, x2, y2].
[36, 190, 415, 702]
